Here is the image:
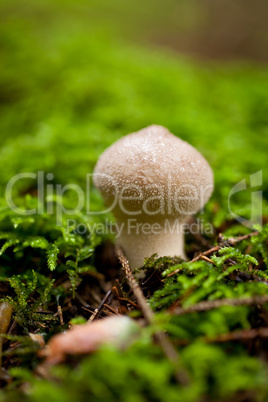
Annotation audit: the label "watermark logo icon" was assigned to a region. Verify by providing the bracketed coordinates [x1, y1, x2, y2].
[5, 170, 263, 232]
[228, 170, 263, 229]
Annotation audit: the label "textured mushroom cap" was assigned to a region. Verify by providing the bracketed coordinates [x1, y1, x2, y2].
[93, 125, 213, 223]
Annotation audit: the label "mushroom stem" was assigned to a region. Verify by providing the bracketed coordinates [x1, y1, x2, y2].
[116, 220, 186, 268]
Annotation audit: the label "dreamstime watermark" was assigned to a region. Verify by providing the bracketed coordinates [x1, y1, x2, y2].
[5, 170, 264, 234]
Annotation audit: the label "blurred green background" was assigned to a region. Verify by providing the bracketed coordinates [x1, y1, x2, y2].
[0, 0, 267, 223]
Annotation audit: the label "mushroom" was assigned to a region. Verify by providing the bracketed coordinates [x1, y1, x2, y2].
[93, 125, 213, 269]
[39, 316, 140, 365]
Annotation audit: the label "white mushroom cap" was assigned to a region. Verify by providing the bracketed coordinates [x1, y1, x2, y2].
[93, 125, 214, 268]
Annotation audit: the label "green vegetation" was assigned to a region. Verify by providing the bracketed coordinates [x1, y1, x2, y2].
[0, 1, 268, 401]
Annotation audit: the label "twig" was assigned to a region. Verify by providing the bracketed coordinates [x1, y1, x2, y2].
[82, 306, 95, 313]
[37, 322, 46, 328]
[170, 295, 268, 315]
[174, 327, 268, 346]
[82, 306, 111, 318]
[57, 305, 64, 326]
[116, 246, 190, 386]
[103, 304, 118, 315]
[191, 246, 221, 262]
[167, 230, 259, 278]
[205, 327, 268, 343]
[227, 230, 259, 246]
[200, 255, 215, 264]
[112, 279, 129, 311]
[116, 247, 153, 323]
[118, 297, 139, 309]
[141, 270, 160, 286]
[166, 246, 220, 277]
[89, 290, 113, 322]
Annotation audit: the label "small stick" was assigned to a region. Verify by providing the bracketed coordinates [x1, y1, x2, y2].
[167, 230, 259, 278]
[190, 245, 221, 263]
[170, 295, 268, 315]
[118, 297, 139, 309]
[57, 305, 64, 326]
[89, 290, 113, 322]
[116, 247, 154, 324]
[200, 255, 215, 264]
[112, 279, 129, 311]
[82, 306, 110, 317]
[116, 246, 190, 386]
[82, 306, 95, 313]
[174, 326, 268, 346]
[37, 322, 46, 329]
[166, 246, 220, 277]
[141, 270, 159, 286]
[227, 230, 259, 246]
[205, 327, 268, 343]
[103, 304, 118, 315]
